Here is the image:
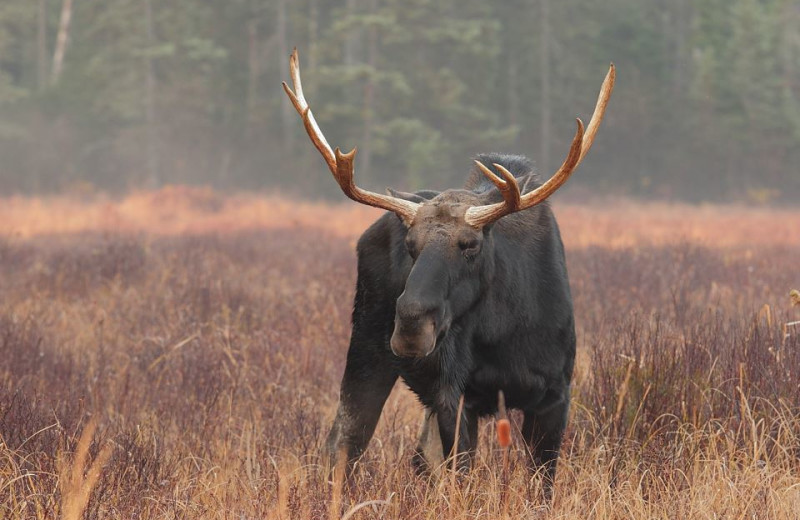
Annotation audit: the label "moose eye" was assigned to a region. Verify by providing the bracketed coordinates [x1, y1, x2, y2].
[459, 238, 480, 254]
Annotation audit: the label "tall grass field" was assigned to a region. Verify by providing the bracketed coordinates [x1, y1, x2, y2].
[1, 189, 799, 519]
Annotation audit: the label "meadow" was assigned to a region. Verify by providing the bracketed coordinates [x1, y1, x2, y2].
[1, 189, 799, 519]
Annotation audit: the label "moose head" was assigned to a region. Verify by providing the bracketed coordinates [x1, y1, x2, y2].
[283, 49, 614, 358]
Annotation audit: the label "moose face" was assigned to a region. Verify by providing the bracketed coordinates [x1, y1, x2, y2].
[390, 193, 490, 358]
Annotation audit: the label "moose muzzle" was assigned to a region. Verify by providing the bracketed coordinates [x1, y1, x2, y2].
[390, 313, 437, 357]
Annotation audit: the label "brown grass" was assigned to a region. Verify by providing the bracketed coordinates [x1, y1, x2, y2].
[1, 187, 798, 248]
[58, 419, 113, 520]
[0, 190, 799, 518]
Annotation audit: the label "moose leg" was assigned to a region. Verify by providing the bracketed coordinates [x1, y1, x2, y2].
[411, 408, 442, 474]
[325, 347, 397, 470]
[465, 408, 479, 457]
[436, 402, 478, 472]
[522, 396, 569, 500]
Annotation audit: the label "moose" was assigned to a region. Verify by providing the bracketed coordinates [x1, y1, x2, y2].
[283, 49, 614, 493]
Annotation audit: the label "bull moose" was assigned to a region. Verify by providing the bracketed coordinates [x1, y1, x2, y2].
[283, 49, 614, 492]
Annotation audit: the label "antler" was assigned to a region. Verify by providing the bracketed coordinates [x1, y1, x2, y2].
[465, 64, 615, 228]
[282, 49, 420, 223]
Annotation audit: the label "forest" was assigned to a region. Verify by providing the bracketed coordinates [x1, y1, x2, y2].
[0, 0, 799, 202]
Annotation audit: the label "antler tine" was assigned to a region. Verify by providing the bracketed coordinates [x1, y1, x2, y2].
[465, 63, 614, 228]
[578, 63, 615, 163]
[490, 162, 522, 212]
[281, 49, 336, 173]
[473, 160, 521, 213]
[517, 118, 585, 207]
[466, 121, 583, 227]
[283, 49, 420, 223]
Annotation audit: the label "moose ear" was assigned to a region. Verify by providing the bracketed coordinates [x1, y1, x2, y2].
[386, 188, 430, 204]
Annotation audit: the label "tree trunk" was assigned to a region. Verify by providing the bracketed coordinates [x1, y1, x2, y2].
[277, 0, 294, 153]
[343, 0, 359, 67]
[144, 0, 160, 187]
[308, 0, 319, 85]
[779, 2, 800, 188]
[539, 0, 551, 173]
[361, 0, 378, 181]
[246, 19, 260, 115]
[508, 52, 519, 149]
[37, 0, 48, 90]
[672, 0, 691, 95]
[51, 0, 74, 84]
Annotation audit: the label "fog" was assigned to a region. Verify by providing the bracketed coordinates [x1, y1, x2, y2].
[0, 0, 798, 203]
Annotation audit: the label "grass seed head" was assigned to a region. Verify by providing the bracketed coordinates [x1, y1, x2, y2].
[497, 419, 512, 448]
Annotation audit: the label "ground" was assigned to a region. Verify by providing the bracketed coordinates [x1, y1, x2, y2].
[0, 188, 798, 519]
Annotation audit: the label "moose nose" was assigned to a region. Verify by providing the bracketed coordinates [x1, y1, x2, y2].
[390, 317, 436, 357]
[391, 293, 439, 357]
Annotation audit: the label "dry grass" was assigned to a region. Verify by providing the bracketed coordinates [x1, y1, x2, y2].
[1, 187, 798, 248]
[0, 190, 799, 519]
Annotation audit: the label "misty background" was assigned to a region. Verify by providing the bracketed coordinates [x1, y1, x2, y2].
[0, 0, 798, 203]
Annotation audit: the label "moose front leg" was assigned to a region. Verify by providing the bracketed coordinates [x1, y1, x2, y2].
[411, 408, 442, 474]
[522, 395, 569, 500]
[435, 399, 478, 472]
[326, 348, 397, 470]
